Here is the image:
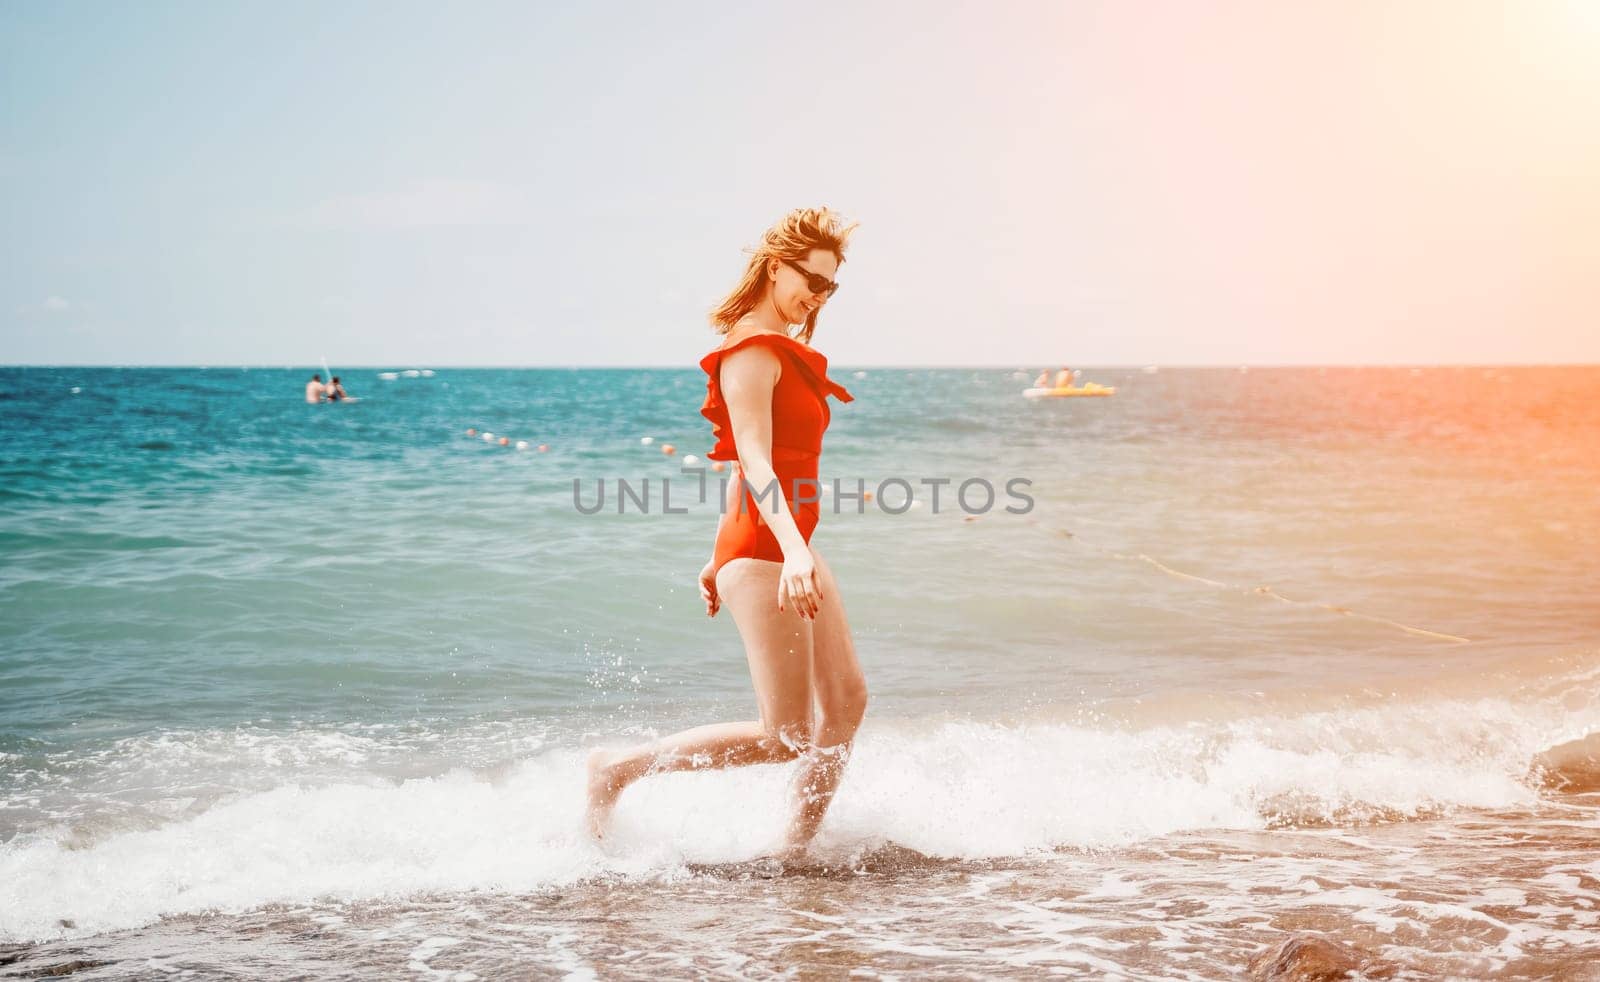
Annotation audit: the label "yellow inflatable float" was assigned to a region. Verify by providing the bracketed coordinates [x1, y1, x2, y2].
[1022, 382, 1116, 398]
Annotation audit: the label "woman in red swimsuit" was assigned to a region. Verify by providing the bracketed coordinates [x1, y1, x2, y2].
[586, 208, 868, 860]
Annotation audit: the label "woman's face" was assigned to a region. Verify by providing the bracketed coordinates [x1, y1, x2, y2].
[768, 248, 838, 326]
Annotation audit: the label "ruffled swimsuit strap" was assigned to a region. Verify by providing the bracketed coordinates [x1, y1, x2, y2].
[699, 331, 853, 461]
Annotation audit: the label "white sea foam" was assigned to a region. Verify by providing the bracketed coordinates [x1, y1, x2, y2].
[2, 689, 1594, 944]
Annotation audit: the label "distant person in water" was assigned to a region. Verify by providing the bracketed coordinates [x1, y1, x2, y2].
[1034, 370, 1051, 388]
[328, 376, 348, 402]
[305, 374, 326, 403]
[1053, 366, 1075, 389]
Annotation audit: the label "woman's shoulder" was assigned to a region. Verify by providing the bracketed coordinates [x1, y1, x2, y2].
[701, 324, 805, 370]
[720, 319, 810, 350]
[700, 322, 852, 404]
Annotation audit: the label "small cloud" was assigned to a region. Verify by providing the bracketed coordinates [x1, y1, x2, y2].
[15, 296, 71, 316]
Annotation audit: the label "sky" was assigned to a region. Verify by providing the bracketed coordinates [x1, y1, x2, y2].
[3, 0, 1597, 367]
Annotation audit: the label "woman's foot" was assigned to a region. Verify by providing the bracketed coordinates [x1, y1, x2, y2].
[738, 842, 811, 878]
[584, 749, 625, 839]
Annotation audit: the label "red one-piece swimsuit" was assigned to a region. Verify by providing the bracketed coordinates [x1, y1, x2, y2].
[699, 328, 854, 578]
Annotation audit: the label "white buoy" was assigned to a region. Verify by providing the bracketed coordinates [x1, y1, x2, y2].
[482, 432, 495, 442]
[682, 454, 699, 467]
[640, 436, 654, 445]
[515, 440, 529, 450]
[420, 369, 435, 377]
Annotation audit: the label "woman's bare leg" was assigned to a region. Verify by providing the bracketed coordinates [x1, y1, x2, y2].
[781, 549, 868, 851]
[585, 557, 815, 838]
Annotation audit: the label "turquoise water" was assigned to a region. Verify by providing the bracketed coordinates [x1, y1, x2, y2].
[2, 365, 1598, 976]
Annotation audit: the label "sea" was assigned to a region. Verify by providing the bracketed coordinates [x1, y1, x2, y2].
[1, 364, 1597, 980]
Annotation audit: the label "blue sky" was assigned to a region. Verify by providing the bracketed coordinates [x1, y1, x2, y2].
[3, 0, 1596, 366]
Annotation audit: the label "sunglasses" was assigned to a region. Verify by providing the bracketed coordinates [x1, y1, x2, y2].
[780, 257, 840, 298]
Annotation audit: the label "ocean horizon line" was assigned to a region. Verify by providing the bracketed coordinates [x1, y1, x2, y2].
[3, 361, 1596, 371]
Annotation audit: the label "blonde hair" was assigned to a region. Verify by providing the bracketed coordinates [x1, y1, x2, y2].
[709, 207, 858, 344]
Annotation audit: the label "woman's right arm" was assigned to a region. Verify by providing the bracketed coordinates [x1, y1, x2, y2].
[720, 344, 822, 620]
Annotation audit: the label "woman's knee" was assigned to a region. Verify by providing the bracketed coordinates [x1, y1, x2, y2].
[818, 678, 868, 740]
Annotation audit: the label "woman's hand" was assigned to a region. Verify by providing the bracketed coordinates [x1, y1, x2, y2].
[777, 550, 822, 620]
[698, 559, 721, 618]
